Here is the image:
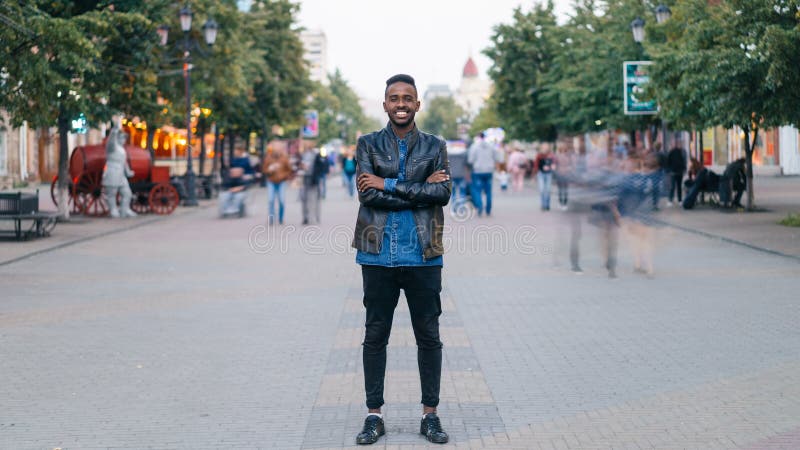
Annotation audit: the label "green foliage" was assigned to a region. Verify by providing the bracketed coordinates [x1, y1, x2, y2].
[484, 1, 560, 141]
[245, 0, 311, 136]
[0, 2, 101, 128]
[645, 0, 800, 209]
[310, 70, 379, 145]
[469, 97, 501, 137]
[418, 96, 466, 140]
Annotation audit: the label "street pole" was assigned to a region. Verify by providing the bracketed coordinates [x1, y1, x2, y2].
[183, 33, 198, 206]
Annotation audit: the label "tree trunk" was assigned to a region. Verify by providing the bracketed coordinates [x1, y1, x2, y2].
[56, 111, 71, 220]
[145, 127, 155, 162]
[698, 130, 704, 163]
[212, 124, 220, 171]
[259, 125, 267, 160]
[228, 132, 236, 166]
[744, 126, 757, 211]
[198, 122, 207, 176]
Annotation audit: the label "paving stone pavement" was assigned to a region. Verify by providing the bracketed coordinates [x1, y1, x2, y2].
[1, 178, 799, 449]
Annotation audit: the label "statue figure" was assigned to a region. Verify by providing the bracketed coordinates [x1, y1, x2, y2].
[103, 124, 137, 218]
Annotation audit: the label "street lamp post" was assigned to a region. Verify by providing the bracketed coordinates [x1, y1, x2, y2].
[159, 5, 218, 207]
[631, 5, 672, 150]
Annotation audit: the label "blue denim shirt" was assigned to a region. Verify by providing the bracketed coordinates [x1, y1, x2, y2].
[356, 138, 443, 267]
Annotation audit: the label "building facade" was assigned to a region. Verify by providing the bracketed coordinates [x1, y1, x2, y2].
[699, 125, 800, 175]
[300, 29, 328, 85]
[423, 84, 453, 103]
[0, 110, 108, 190]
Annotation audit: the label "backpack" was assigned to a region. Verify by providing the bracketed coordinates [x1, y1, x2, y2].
[343, 157, 356, 175]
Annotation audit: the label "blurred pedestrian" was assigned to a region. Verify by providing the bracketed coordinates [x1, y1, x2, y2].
[341, 149, 358, 197]
[448, 143, 468, 213]
[535, 144, 555, 211]
[218, 166, 249, 218]
[720, 157, 746, 208]
[318, 148, 331, 199]
[588, 154, 622, 278]
[263, 148, 293, 225]
[554, 144, 572, 210]
[300, 147, 325, 225]
[467, 132, 501, 217]
[666, 144, 687, 206]
[506, 145, 527, 193]
[618, 154, 659, 277]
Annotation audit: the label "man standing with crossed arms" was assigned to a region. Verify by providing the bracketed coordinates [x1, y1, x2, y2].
[351, 74, 451, 445]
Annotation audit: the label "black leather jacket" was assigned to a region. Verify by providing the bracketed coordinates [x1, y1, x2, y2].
[352, 124, 451, 260]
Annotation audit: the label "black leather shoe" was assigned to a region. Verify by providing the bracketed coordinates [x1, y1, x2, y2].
[356, 415, 385, 445]
[420, 413, 449, 444]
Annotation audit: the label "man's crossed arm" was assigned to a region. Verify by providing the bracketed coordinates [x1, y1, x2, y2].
[356, 137, 451, 210]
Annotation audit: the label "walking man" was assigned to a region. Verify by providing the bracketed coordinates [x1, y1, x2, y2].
[467, 132, 500, 216]
[352, 74, 451, 445]
[666, 145, 686, 206]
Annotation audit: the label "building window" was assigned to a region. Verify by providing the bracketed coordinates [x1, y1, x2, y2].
[0, 127, 7, 175]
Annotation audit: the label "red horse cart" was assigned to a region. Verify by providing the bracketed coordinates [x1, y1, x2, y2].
[51, 143, 181, 216]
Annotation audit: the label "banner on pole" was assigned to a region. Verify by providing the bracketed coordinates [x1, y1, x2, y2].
[302, 110, 319, 138]
[623, 61, 657, 115]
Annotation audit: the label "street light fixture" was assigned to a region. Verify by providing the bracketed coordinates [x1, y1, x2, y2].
[202, 19, 218, 46]
[157, 25, 169, 46]
[630, 17, 646, 44]
[655, 4, 672, 24]
[159, 4, 218, 207]
[179, 5, 193, 32]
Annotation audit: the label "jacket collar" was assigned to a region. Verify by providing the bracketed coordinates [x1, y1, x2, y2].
[384, 122, 419, 149]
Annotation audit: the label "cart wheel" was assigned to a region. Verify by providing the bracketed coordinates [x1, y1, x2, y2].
[148, 183, 180, 215]
[73, 172, 108, 217]
[131, 191, 150, 214]
[51, 176, 81, 214]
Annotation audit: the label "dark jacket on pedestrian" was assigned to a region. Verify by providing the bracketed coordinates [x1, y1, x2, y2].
[352, 123, 451, 260]
[723, 158, 747, 191]
[448, 151, 467, 179]
[667, 147, 686, 174]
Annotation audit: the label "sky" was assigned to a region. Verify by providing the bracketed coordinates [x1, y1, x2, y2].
[296, 0, 573, 116]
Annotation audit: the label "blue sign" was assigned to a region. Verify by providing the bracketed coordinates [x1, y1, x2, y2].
[71, 113, 88, 134]
[302, 110, 319, 138]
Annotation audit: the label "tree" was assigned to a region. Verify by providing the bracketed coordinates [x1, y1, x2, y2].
[418, 96, 466, 140]
[246, 0, 311, 152]
[310, 69, 379, 145]
[647, 0, 800, 210]
[485, 1, 561, 142]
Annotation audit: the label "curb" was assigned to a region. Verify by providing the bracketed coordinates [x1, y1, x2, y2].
[654, 218, 800, 263]
[0, 202, 212, 268]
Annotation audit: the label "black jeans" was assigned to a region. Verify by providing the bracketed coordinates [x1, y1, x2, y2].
[669, 172, 683, 202]
[361, 265, 443, 410]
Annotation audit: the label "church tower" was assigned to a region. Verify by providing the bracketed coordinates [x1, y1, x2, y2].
[455, 56, 492, 118]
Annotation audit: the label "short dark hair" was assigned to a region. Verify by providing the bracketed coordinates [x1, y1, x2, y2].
[385, 74, 417, 96]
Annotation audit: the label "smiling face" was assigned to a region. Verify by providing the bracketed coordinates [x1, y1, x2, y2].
[383, 82, 420, 130]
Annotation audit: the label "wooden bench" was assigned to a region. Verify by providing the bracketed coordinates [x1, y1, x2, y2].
[0, 191, 58, 240]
